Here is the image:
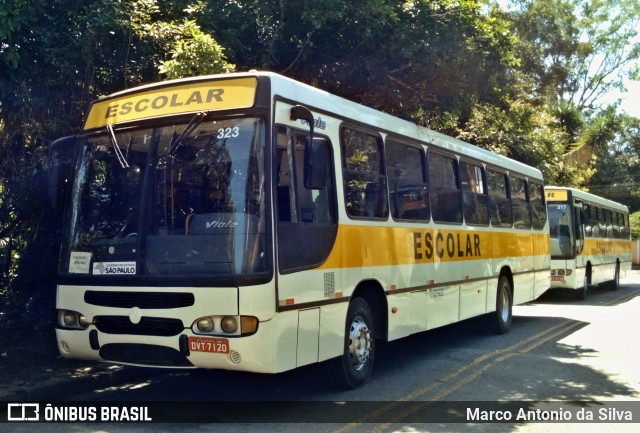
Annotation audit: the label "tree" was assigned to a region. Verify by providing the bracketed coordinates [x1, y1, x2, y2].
[505, 0, 640, 112]
[0, 0, 234, 339]
[493, 0, 640, 192]
[587, 114, 640, 210]
[201, 0, 520, 120]
[129, 0, 235, 79]
[456, 97, 595, 186]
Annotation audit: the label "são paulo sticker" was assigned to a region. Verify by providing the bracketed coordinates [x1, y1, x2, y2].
[92, 261, 136, 275]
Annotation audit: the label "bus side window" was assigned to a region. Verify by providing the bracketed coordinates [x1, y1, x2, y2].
[606, 209, 614, 238]
[583, 204, 592, 237]
[529, 181, 547, 230]
[487, 169, 512, 228]
[511, 176, 531, 229]
[341, 127, 388, 219]
[459, 160, 489, 225]
[386, 139, 429, 221]
[428, 151, 462, 224]
[621, 212, 628, 239]
[613, 212, 620, 239]
[597, 206, 605, 238]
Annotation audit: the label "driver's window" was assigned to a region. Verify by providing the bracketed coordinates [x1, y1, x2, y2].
[276, 125, 337, 273]
[276, 127, 334, 224]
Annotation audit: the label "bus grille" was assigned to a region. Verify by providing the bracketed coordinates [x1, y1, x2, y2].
[94, 316, 184, 336]
[85, 291, 194, 309]
[100, 343, 193, 367]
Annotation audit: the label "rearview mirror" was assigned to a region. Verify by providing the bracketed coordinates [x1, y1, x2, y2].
[304, 138, 330, 190]
[290, 105, 315, 137]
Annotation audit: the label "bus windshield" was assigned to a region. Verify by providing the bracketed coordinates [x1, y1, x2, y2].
[547, 203, 573, 258]
[60, 117, 268, 278]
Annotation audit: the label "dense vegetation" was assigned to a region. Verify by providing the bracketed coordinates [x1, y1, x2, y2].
[1, 0, 639, 341]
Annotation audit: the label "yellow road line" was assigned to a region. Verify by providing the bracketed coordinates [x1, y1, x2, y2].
[332, 288, 640, 433]
[366, 321, 584, 433]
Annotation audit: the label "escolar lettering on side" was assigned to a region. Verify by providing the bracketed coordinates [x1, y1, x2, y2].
[413, 231, 481, 260]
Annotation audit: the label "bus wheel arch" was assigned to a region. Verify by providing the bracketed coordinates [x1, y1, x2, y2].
[351, 279, 388, 341]
[337, 280, 387, 389]
[499, 267, 514, 299]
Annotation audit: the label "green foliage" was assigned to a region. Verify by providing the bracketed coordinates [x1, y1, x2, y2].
[200, 0, 519, 118]
[588, 114, 640, 210]
[0, 0, 235, 332]
[158, 20, 236, 78]
[506, 0, 640, 111]
[457, 98, 580, 185]
[130, 0, 235, 79]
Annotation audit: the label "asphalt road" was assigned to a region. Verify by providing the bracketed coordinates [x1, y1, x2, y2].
[4, 272, 640, 432]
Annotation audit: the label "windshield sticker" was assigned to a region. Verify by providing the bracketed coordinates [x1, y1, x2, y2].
[69, 252, 92, 274]
[92, 261, 136, 275]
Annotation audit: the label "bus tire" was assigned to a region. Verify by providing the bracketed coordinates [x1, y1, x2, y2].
[338, 297, 375, 389]
[490, 276, 512, 334]
[576, 275, 588, 300]
[578, 265, 593, 300]
[610, 262, 620, 291]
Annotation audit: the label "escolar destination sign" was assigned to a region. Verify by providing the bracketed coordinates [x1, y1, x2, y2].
[83, 77, 257, 130]
[545, 189, 568, 202]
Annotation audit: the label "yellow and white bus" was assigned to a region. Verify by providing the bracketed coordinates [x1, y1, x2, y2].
[49, 71, 550, 388]
[546, 186, 632, 299]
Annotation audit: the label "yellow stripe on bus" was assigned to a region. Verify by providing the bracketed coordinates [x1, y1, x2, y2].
[320, 225, 550, 269]
[84, 77, 257, 130]
[582, 239, 633, 256]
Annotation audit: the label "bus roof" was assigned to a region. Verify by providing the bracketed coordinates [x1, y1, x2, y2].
[86, 71, 544, 180]
[545, 186, 629, 212]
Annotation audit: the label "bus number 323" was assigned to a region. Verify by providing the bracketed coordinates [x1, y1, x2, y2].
[217, 127, 240, 139]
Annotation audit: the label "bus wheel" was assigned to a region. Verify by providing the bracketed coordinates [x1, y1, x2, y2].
[490, 276, 512, 334]
[576, 276, 588, 300]
[610, 263, 620, 291]
[338, 297, 375, 389]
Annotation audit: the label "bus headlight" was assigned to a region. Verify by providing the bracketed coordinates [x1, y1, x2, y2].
[78, 314, 92, 328]
[192, 315, 258, 336]
[196, 317, 215, 333]
[220, 316, 238, 333]
[58, 310, 91, 330]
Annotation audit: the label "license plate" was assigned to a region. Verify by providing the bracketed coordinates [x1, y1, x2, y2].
[551, 276, 565, 282]
[188, 336, 230, 354]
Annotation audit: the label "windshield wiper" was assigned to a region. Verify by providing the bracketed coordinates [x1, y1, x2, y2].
[106, 124, 130, 168]
[168, 112, 207, 156]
